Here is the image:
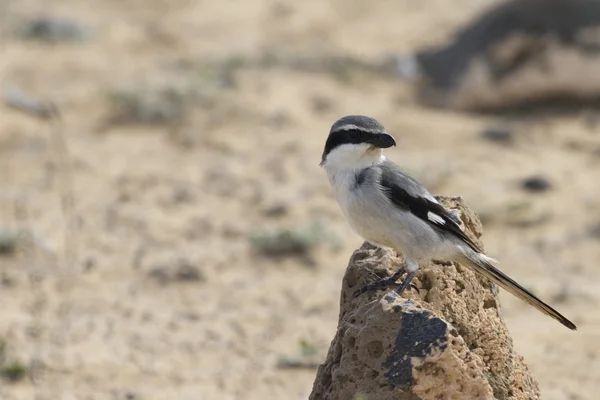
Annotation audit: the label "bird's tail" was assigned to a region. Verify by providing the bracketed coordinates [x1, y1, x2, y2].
[458, 248, 577, 330]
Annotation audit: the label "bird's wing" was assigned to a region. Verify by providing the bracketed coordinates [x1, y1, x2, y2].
[377, 160, 483, 253]
[376, 161, 577, 331]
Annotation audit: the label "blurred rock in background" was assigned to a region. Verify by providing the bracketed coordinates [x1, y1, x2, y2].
[395, 0, 600, 112]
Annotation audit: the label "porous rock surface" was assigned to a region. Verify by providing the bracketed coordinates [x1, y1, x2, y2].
[310, 197, 540, 400]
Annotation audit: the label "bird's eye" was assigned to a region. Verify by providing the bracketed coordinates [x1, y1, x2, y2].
[349, 130, 360, 139]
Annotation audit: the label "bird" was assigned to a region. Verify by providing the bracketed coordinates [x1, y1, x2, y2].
[320, 115, 576, 330]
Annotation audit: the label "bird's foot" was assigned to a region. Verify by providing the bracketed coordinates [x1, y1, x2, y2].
[395, 270, 419, 296]
[354, 268, 419, 298]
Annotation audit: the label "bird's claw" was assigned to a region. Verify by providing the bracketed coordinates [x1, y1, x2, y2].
[353, 280, 393, 298]
[353, 277, 420, 298]
[409, 283, 420, 294]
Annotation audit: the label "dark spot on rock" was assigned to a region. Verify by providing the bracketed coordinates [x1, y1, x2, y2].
[420, 274, 434, 291]
[348, 336, 356, 348]
[350, 250, 370, 262]
[345, 270, 359, 288]
[521, 175, 552, 192]
[367, 341, 384, 358]
[383, 309, 448, 387]
[382, 291, 401, 305]
[454, 279, 466, 294]
[483, 298, 497, 309]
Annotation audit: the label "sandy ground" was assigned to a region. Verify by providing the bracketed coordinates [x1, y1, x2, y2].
[0, 0, 599, 399]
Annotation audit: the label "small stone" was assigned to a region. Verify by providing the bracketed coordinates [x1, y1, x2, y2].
[263, 203, 288, 218]
[16, 17, 91, 42]
[521, 176, 552, 192]
[480, 126, 513, 144]
[148, 258, 205, 284]
[0, 229, 18, 255]
[175, 261, 204, 282]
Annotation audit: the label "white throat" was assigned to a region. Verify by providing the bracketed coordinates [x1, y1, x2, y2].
[322, 143, 386, 173]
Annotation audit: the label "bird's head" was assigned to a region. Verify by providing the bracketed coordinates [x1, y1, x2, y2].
[320, 115, 396, 169]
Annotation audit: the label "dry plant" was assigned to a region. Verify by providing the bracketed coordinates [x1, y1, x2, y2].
[1, 15, 80, 393]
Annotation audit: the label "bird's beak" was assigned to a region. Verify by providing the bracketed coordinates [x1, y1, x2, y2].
[370, 133, 396, 148]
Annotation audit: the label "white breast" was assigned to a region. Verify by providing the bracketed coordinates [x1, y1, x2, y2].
[327, 168, 399, 249]
[325, 167, 457, 262]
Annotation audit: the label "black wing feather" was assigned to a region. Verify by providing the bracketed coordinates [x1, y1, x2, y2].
[378, 161, 482, 253]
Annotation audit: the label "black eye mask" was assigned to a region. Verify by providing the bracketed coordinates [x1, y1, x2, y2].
[321, 130, 396, 164]
[323, 129, 366, 155]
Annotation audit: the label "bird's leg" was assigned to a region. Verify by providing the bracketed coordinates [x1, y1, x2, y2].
[354, 257, 420, 297]
[395, 260, 419, 296]
[353, 267, 405, 298]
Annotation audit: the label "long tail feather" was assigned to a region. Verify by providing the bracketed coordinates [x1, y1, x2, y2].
[460, 251, 576, 330]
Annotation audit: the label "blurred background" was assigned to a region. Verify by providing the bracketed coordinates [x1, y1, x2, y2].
[0, 0, 599, 399]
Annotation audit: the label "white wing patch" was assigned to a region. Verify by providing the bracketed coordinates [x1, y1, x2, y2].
[427, 211, 445, 225]
[424, 193, 439, 203]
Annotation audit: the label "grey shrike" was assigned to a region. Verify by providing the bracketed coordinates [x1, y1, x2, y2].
[321, 115, 576, 330]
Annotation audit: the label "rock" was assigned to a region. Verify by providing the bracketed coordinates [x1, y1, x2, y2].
[16, 17, 91, 42]
[411, 0, 600, 112]
[521, 176, 552, 192]
[175, 262, 203, 282]
[1, 86, 56, 120]
[0, 228, 18, 255]
[148, 258, 205, 284]
[310, 197, 540, 400]
[479, 126, 514, 145]
[262, 203, 289, 218]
